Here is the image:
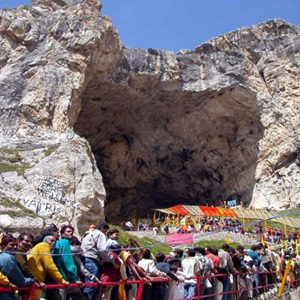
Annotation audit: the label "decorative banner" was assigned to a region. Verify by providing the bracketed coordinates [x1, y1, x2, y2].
[165, 233, 194, 245]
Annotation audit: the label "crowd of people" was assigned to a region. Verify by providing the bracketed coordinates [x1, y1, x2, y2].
[0, 221, 300, 300]
[175, 217, 243, 234]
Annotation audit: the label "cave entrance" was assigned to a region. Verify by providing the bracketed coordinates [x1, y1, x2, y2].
[74, 78, 263, 222]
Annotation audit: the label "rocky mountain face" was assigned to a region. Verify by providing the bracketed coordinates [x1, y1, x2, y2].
[0, 0, 299, 231]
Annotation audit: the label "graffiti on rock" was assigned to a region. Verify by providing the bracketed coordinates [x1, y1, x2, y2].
[37, 177, 79, 210]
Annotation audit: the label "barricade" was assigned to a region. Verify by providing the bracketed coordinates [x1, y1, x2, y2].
[0, 269, 298, 300]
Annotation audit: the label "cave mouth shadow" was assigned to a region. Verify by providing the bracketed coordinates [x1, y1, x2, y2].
[74, 83, 264, 222]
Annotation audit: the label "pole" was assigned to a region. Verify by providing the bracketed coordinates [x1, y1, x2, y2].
[235, 273, 240, 299]
[196, 274, 201, 300]
[153, 210, 156, 225]
[284, 218, 287, 238]
[277, 259, 292, 297]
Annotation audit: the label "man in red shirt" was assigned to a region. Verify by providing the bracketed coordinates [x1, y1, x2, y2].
[97, 245, 122, 300]
[205, 247, 220, 268]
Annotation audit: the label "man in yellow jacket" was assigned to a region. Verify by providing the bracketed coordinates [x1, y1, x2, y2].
[27, 235, 69, 299]
[0, 271, 15, 288]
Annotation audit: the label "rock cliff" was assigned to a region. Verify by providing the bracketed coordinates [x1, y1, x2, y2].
[0, 0, 299, 230]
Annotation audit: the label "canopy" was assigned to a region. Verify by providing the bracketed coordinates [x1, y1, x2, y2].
[154, 205, 300, 228]
[155, 204, 238, 217]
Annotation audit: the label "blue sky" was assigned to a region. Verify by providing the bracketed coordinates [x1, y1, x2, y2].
[1, 0, 300, 51]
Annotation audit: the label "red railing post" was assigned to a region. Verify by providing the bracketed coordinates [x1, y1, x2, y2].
[196, 275, 201, 299]
[27, 284, 36, 300]
[136, 279, 145, 300]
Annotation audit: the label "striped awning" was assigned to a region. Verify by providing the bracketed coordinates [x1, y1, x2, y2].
[153, 205, 300, 228]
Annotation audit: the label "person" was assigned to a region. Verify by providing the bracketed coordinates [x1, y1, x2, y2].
[163, 225, 169, 234]
[0, 270, 15, 288]
[0, 236, 34, 300]
[106, 229, 120, 248]
[54, 225, 84, 299]
[168, 262, 185, 300]
[71, 244, 101, 283]
[81, 221, 109, 300]
[155, 252, 179, 300]
[174, 248, 184, 261]
[27, 235, 68, 299]
[246, 244, 262, 294]
[153, 226, 159, 236]
[218, 244, 236, 300]
[259, 244, 274, 286]
[138, 249, 166, 277]
[206, 247, 222, 300]
[206, 247, 220, 268]
[84, 224, 96, 237]
[119, 240, 149, 300]
[15, 232, 46, 295]
[156, 252, 178, 280]
[181, 248, 201, 299]
[97, 244, 123, 300]
[138, 249, 168, 300]
[43, 223, 60, 238]
[125, 220, 134, 231]
[32, 223, 60, 246]
[195, 247, 214, 298]
[138, 221, 145, 231]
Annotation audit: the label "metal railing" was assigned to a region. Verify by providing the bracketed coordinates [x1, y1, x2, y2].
[0, 269, 298, 300]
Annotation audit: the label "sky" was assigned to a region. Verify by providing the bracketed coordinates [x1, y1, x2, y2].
[1, 0, 300, 52]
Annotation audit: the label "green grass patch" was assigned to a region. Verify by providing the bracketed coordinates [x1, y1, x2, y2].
[0, 147, 35, 175]
[6, 153, 22, 163]
[267, 220, 299, 230]
[113, 227, 172, 255]
[0, 147, 41, 154]
[0, 209, 36, 218]
[0, 161, 31, 175]
[44, 145, 59, 157]
[116, 228, 251, 254]
[0, 197, 37, 218]
[194, 239, 251, 249]
[277, 207, 300, 219]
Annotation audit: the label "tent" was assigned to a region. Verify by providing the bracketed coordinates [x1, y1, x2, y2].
[153, 205, 300, 228]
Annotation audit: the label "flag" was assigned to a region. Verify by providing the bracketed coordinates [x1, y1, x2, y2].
[284, 240, 289, 251]
[225, 232, 230, 244]
[261, 234, 265, 246]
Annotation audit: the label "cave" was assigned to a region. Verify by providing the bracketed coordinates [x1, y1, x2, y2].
[74, 52, 263, 222]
